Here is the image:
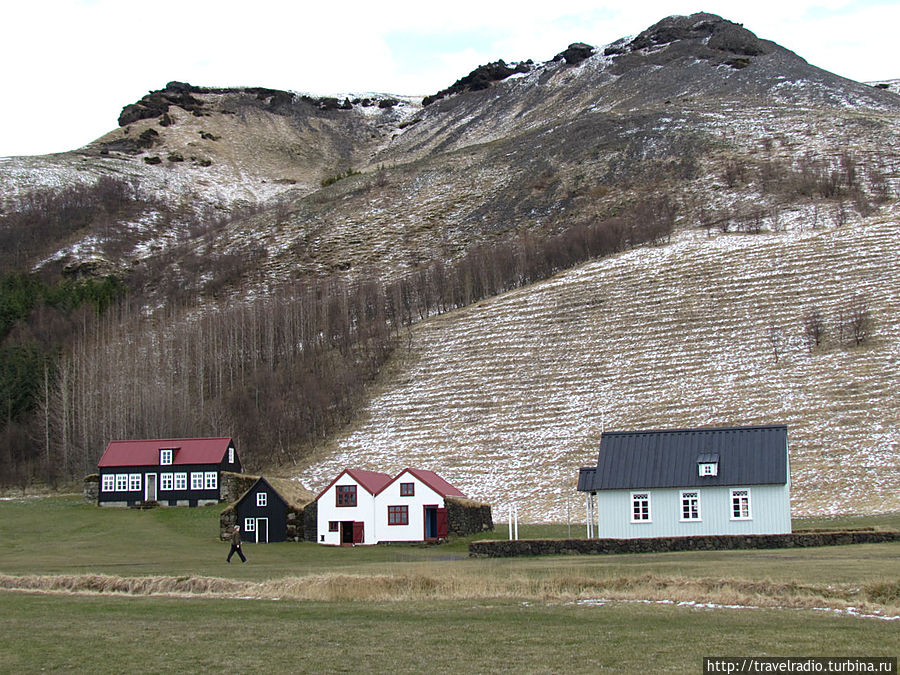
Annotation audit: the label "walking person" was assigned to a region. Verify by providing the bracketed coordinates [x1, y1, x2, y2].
[227, 524, 247, 563]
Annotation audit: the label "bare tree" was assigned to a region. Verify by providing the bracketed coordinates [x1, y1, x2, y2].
[802, 308, 827, 353]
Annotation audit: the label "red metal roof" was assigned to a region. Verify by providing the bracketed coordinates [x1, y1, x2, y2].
[316, 467, 465, 501]
[394, 468, 467, 498]
[97, 437, 233, 468]
[315, 468, 393, 500]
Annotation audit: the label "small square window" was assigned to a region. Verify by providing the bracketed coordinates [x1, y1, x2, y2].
[336, 485, 357, 507]
[191, 472, 204, 490]
[328, 521, 339, 532]
[160, 449, 173, 465]
[244, 518, 255, 532]
[400, 482, 415, 496]
[204, 472, 217, 490]
[388, 505, 409, 525]
[257, 492, 267, 507]
[174, 473, 187, 490]
[129, 474, 142, 492]
[116, 474, 128, 491]
[160, 473, 173, 491]
[101, 474, 115, 492]
[699, 462, 718, 477]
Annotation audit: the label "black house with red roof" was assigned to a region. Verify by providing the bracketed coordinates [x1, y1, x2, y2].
[97, 437, 241, 507]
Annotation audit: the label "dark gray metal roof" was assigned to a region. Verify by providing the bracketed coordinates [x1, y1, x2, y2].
[578, 425, 788, 491]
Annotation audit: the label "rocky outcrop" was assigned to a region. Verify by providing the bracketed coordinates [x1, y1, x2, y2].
[423, 59, 533, 106]
[552, 43, 595, 65]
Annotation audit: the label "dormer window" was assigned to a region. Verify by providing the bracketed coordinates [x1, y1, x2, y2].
[160, 449, 173, 465]
[697, 453, 719, 477]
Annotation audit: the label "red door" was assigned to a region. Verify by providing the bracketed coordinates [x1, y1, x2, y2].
[352, 521, 364, 544]
[436, 508, 448, 538]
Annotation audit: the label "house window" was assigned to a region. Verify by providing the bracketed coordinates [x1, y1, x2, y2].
[204, 472, 218, 490]
[115, 474, 128, 491]
[174, 473, 187, 490]
[257, 492, 267, 507]
[160, 473, 174, 491]
[228, 446, 234, 464]
[328, 521, 339, 532]
[129, 474, 142, 491]
[388, 505, 409, 525]
[336, 485, 357, 507]
[101, 474, 114, 492]
[160, 449, 173, 465]
[681, 491, 700, 521]
[400, 482, 415, 496]
[698, 462, 718, 477]
[244, 518, 255, 532]
[191, 472, 204, 490]
[731, 489, 752, 520]
[631, 492, 651, 522]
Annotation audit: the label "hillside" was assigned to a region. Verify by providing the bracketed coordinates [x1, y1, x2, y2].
[296, 210, 900, 521]
[1, 12, 899, 505]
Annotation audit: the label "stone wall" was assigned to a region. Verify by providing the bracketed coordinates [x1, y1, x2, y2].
[302, 500, 318, 542]
[469, 530, 900, 557]
[446, 497, 493, 536]
[82, 474, 99, 503]
[220, 471, 258, 503]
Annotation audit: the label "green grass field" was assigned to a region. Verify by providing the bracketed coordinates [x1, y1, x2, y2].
[1, 497, 898, 673]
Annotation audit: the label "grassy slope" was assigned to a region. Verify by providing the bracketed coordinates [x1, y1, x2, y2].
[296, 211, 900, 522]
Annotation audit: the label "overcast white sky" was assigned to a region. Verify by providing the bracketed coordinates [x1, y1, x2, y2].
[1, 0, 897, 157]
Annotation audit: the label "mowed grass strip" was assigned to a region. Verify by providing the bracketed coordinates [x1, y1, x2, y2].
[1, 591, 898, 675]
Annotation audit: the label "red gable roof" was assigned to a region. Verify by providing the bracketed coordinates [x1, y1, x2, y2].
[394, 468, 466, 498]
[97, 437, 233, 468]
[315, 468, 393, 501]
[316, 467, 465, 501]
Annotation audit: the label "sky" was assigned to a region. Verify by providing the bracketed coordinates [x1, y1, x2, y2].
[1, 0, 898, 157]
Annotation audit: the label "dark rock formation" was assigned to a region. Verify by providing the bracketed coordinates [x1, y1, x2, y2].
[552, 42, 595, 65]
[423, 59, 533, 106]
[119, 81, 207, 126]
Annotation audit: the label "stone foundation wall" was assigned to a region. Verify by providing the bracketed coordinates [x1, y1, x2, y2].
[302, 501, 318, 542]
[469, 530, 900, 557]
[446, 497, 493, 536]
[83, 474, 99, 503]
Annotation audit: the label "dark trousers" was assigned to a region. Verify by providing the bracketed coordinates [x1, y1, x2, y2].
[227, 544, 246, 562]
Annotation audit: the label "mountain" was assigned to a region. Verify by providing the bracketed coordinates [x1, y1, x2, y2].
[1, 13, 898, 518]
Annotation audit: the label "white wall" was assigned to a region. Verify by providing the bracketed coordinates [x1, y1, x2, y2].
[373, 472, 445, 543]
[593, 484, 791, 539]
[316, 475, 378, 545]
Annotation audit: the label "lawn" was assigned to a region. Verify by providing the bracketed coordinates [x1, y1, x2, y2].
[1, 497, 898, 673]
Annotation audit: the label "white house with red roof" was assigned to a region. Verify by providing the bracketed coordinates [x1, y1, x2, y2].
[316, 467, 467, 545]
[97, 437, 241, 507]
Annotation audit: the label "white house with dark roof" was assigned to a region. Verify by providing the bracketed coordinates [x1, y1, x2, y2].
[316, 467, 467, 545]
[577, 425, 791, 538]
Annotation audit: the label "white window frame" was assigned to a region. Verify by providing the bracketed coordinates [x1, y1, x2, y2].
[115, 474, 128, 491]
[256, 492, 267, 507]
[228, 446, 235, 464]
[731, 488, 752, 520]
[631, 492, 651, 523]
[698, 462, 718, 477]
[680, 490, 701, 521]
[160, 473, 174, 491]
[160, 449, 173, 465]
[101, 474, 115, 492]
[244, 518, 256, 532]
[129, 473, 142, 491]
[204, 472, 218, 490]
[174, 472, 187, 491]
[190, 472, 204, 490]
